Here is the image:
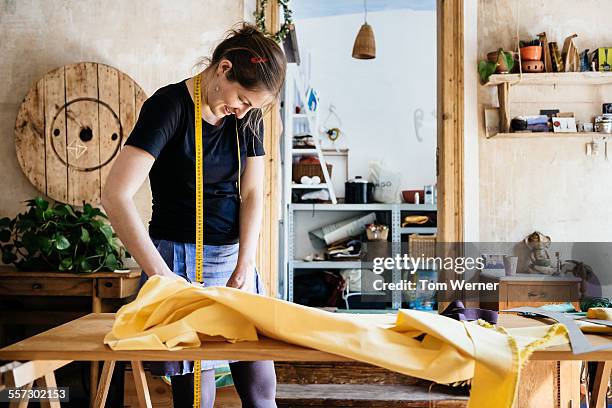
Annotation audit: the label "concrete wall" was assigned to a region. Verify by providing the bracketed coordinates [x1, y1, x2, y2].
[477, 0, 612, 242]
[0, 0, 251, 226]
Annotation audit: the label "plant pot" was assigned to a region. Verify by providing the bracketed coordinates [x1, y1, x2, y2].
[487, 51, 511, 73]
[520, 46, 542, 61]
[521, 60, 544, 73]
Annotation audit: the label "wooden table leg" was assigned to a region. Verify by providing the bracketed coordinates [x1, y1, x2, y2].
[8, 381, 32, 408]
[590, 361, 611, 408]
[91, 361, 115, 408]
[36, 370, 61, 408]
[90, 280, 102, 406]
[130, 361, 152, 408]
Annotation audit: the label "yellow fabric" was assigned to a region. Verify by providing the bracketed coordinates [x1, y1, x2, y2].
[104, 276, 573, 408]
[587, 307, 612, 320]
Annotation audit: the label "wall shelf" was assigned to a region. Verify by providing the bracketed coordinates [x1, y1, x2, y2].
[400, 227, 437, 234]
[488, 132, 605, 140]
[290, 203, 437, 211]
[292, 149, 317, 154]
[484, 72, 612, 133]
[291, 183, 329, 189]
[484, 72, 612, 86]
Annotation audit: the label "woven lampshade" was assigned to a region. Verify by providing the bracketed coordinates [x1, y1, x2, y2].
[352, 23, 376, 59]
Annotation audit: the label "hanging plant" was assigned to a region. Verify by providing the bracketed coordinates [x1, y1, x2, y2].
[0, 197, 129, 273]
[254, 0, 293, 43]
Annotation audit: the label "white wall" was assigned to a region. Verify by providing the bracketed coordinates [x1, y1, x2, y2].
[294, 8, 437, 195]
[477, 0, 612, 296]
[478, 0, 612, 242]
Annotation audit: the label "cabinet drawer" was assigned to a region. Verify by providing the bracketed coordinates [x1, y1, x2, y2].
[98, 277, 140, 298]
[0, 277, 91, 296]
[506, 284, 572, 303]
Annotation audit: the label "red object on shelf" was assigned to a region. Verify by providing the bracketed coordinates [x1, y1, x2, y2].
[402, 190, 425, 204]
[299, 156, 320, 164]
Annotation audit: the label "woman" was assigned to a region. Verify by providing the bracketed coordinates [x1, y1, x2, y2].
[102, 23, 287, 407]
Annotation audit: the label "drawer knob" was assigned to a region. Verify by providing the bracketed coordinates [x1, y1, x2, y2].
[32, 283, 42, 290]
[104, 282, 113, 288]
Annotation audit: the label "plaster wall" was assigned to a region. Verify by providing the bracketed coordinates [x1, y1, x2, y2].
[0, 0, 251, 229]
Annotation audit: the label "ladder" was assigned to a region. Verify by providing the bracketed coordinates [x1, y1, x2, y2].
[290, 69, 337, 204]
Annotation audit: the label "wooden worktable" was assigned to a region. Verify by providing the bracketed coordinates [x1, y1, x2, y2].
[1, 313, 611, 362]
[0, 312, 611, 407]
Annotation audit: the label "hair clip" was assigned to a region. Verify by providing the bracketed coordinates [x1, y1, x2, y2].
[250, 57, 268, 63]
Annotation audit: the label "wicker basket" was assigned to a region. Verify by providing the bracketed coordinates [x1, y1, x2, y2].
[408, 234, 437, 259]
[292, 163, 333, 183]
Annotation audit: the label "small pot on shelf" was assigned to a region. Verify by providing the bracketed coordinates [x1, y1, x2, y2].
[520, 45, 542, 61]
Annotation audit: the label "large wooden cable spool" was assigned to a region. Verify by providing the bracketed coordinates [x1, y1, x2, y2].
[14, 62, 147, 206]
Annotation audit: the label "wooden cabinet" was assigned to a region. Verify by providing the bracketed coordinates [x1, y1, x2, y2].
[0, 266, 142, 406]
[498, 274, 581, 311]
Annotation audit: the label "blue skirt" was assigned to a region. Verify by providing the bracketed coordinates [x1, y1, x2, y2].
[137, 238, 266, 376]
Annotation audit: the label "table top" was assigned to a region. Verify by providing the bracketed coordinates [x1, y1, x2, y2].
[0, 313, 610, 362]
[0, 266, 141, 278]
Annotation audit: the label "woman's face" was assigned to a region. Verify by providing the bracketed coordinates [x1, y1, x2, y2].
[208, 59, 273, 120]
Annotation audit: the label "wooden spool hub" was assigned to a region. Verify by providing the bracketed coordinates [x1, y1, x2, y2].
[14, 62, 147, 206]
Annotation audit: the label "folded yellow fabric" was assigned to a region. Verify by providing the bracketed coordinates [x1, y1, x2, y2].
[104, 275, 571, 408]
[587, 307, 612, 320]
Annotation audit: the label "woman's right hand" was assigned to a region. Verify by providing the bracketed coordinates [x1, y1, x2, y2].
[155, 266, 183, 281]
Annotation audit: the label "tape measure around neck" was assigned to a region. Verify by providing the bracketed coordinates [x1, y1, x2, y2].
[193, 74, 204, 408]
[192, 74, 242, 408]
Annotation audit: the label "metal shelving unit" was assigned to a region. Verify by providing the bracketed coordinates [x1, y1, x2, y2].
[291, 203, 437, 211]
[285, 203, 437, 309]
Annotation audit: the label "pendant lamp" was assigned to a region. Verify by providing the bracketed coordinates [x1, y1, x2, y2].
[352, 0, 376, 59]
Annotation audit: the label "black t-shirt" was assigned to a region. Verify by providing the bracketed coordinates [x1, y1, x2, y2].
[124, 80, 265, 245]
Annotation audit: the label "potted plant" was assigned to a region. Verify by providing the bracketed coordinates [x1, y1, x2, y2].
[0, 197, 129, 273]
[478, 48, 515, 83]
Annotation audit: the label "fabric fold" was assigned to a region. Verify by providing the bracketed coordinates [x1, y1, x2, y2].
[104, 275, 573, 408]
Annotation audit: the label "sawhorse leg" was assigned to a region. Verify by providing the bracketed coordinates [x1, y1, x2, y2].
[590, 361, 611, 408]
[1, 360, 70, 408]
[93, 361, 151, 408]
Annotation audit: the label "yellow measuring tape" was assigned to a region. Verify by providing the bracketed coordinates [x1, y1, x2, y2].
[192, 73, 242, 407]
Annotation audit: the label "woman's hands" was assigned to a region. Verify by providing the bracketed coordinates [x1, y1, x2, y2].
[156, 266, 184, 281]
[226, 263, 254, 291]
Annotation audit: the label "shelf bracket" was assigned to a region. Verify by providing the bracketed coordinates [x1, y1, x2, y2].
[497, 82, 510, 133]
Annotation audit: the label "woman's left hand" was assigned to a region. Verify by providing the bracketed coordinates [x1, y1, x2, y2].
[226, 264, 253, 291]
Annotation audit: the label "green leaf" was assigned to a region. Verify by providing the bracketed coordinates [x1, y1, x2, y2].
[34, 197, 49, 210]
[0, 217, 11, 228]
[79, 258, 92, 273]
[0, 229, 10, 243]
[478, 60, 497, 83]
[502, 51, 515, 72]
[64, 204, 77, 218]
[59, 257, 73, 271]
[2, 251, 17, 264]
[54, 235, 71, 251]
[22, 231, 39, 251]
[39, 237, 52, 254]
[80, 227, 90, 243]
[100, 224, 114, 243]
[104, 253, 119, 270]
